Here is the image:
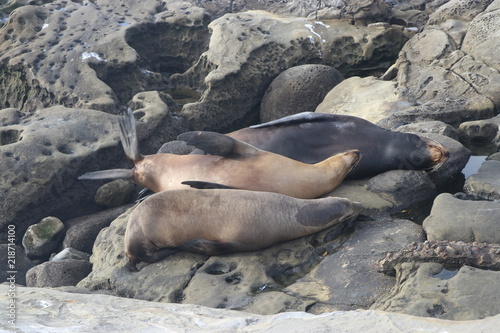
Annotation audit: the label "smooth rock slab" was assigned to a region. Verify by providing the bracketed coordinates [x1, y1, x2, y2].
[2, 284, 499, 333]
[423, 193, 500, 243]
[371, 263, 500, 320]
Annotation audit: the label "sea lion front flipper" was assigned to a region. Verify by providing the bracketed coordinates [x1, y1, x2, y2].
[177, 131, 259, 157]
[250, 112, 335, 128]
[178, 239, 242, 256]
[181, 181, 237, 190]
[78, 169, 134, 180]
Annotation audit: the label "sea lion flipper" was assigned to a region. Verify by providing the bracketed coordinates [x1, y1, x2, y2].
[78, 169, 134, 180]
[177, 131, 259, 157]
[181, 181, 237, 190]
[250, 112, 334, 128]
[118, 108, 143, 162]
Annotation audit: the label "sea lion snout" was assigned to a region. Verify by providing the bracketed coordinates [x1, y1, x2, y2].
[421, 137, 450, 171]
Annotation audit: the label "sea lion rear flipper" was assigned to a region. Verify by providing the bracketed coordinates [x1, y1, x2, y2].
[78, 169, 134, 180]
[179, 239, 243, 256]
[181, 181, 237, 190]
[177, 131, 259, 157]
[250, 112, 335, 128]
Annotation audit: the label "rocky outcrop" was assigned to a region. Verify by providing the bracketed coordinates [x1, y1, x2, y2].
[3, 284, 500, 333]
[372, 263, 500, 320]
[172, 10, 410, 131]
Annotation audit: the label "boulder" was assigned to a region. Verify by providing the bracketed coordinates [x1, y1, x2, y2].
[63, 205, 132, 254]
[372, 262, 500, 320]
[260, 64, 344, 122]
[22, 216, 64, 260]
[396, 121, 459, 140]
[50, 247, 90, 262]
[463, 159, 500, 200]
[26, 259, 92, 288]
[423, 193, 500, 243]
[95, 180, 136, 207]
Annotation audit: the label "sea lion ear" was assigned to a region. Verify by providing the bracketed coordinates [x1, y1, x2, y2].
[177, 131, 259, 157]
[181, 181, 237, 190]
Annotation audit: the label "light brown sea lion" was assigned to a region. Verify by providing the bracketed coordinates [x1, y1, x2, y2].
[225, 112, 450, 179]
[124, 188, 363, 270]
[79, 109, 361, 199]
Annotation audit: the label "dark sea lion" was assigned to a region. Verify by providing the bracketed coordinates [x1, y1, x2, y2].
[79, 109, 361, 199]
[124, 188, 363, 270]
[226, 112, 450, 179]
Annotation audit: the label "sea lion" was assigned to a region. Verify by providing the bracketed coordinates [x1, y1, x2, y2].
[79, 109, 361, 199]
[226, 112, 450, 179]
[125, 188, 363, 270]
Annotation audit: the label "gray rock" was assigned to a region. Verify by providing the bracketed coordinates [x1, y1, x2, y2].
[464, 159, 500, 200]
[423, 193, 500, 243]
[95, 180, 135, 207]
[458, 114, 500, 148]
[366, 170, 436, 209]
[26, 259, 92, 288]
[396, 121, 459, 140]
[0, 244, 34, 286]
[50, 247, 91, 262]
[22, 216, 65, 260]
[260, 65, 344, 122]
[0, 108, 23, 126]
[158, 140, 196, 155]
[63, 205, 132, 254]
[0, 107, 122, 243]
[172, 11, 408, 132]
[371, 262, 500, 320]
[2, 284, 499, 333]
[0, 1, 210, 113]
[286, 217, 423, 313]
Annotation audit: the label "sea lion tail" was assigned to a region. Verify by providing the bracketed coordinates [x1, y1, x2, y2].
[78, 169, 134, 180]
[118, 108, 142, 162]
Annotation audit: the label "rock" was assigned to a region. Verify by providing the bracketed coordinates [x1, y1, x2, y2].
[285, 217, 423, 313]
[50, 247, 91, 262]
[366, 170, 436, 209]
[0, 244, 34, 286]
[371, 263, 500, 320]
[396, 121, 459, 140]
[463, 159, 500, 200]
[423, 193, 500, 243]
[26, 259, 92, 288]
[194, 0, 391, 21]
[95, 180, 135, 207]
[172, 11, 409, 132]
[63, 205, 132, 254]
[0, 0, 210, 113]
[0, 108, 23, 126]
[22, 216, 65, 260]
[260, 64, 344, 122]
[157, 140, 195, 154]
[315, 76, 403, 124]
[2, 285, 500, 333]
[0, 106, 121, 243]
[458, 114, 500, 147]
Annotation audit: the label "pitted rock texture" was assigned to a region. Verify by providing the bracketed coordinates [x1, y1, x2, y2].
[423, 193, 500, 243]
[0, 0, 210, 113]
[26, 258, 92, 287]
[172, 10, 409, 132]
[371, 263, 500, 321]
